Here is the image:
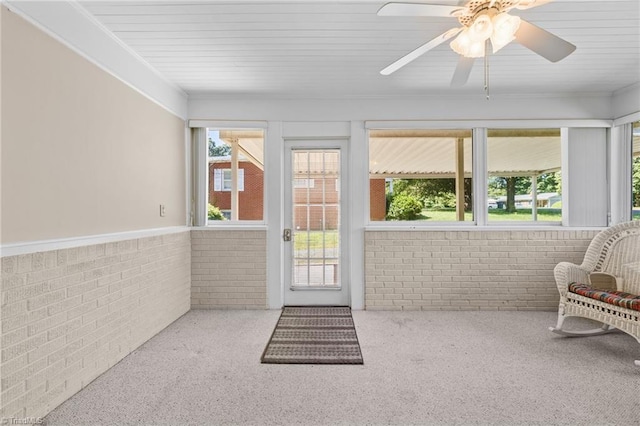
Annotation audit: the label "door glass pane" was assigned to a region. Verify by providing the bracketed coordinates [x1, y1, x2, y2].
[292, 150, 340, 288]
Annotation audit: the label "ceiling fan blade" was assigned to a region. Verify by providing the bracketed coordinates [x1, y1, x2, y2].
[513, 0, 554, 10]
[377, 2, 462, 17]
[381, 28, 462, 75]
[515, 19, 576, 62]
[451, 56, 475, 87]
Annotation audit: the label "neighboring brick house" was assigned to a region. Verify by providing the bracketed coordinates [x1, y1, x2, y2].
[209, 159, 264, 220]
[369, 179, 387, 221]
[293, 176, 339, 230]
[209, 158, 387, 225]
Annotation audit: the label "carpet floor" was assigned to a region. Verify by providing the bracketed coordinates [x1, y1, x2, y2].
[44, 310, 639, 425]
[261, 306, 363, 364]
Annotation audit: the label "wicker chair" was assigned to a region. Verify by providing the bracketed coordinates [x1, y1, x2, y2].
[550, 220, 640, 366]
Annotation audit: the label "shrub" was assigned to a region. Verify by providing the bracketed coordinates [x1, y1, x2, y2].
[387, 193, 423, 220]
[208, 204, 226, 220]
[428, 193, 457, 209]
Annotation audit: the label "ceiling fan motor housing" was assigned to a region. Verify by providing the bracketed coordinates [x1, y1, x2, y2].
[454, 1, 520, 26]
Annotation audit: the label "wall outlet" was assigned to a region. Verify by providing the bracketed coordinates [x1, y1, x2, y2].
[160, 204, 166, 217]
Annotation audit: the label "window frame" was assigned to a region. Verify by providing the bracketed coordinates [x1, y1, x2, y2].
[189, 121, 268, 227]
[485, 128, 563, 226]
[364, 119, 613, 228]
[190, 119, 619, 229]
[368, 128, 475, 225]
[611, 112, 640, 225]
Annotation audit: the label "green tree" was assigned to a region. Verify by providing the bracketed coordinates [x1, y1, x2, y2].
[537, 172, 561, 194]
[387, 178, 472, 211]
[633, 156, 640, 208]
[488, 176, 531, 212]
[209, 138, 231, 157]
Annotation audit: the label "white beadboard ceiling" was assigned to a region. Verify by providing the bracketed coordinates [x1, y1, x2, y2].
[76, 0, 639, 99]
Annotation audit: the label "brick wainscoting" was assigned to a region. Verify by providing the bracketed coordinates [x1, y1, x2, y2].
[191, 229, 267, 309]
[365, 229, 599, 311]
[0, 231, 191, 419]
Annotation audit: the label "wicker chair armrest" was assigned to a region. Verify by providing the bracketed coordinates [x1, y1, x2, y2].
[588, 272, 622, 292]
[554, 262, 590, 294]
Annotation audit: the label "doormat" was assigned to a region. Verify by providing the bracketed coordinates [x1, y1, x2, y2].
[261, 306, 363, 364]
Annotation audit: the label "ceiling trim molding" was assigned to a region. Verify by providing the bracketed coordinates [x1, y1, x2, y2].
[612, 82, 640, 121]
[188, 120, 268, 129]
[365, 119, 613, 129]
[3, 0, 188, 119]
[613, 112, 640, 127]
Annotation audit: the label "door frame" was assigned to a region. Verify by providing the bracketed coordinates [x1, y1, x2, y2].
[282, 138, 350, 306]
[265, 121, 366, 310]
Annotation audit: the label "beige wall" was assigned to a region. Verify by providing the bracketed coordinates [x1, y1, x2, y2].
[0, 231, 191, 419]
[1, 8, 186, 244]
[365, 229, 599, 311]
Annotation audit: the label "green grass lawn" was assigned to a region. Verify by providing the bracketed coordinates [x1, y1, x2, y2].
[417, 207, 562, 222]
[294, 230, 339, 251]
[294, 208, 563, 250]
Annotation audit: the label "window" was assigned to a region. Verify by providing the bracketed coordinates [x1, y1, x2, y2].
[633, 121, 640, 220]
[214, 169, 244, 192]
[487, 129, 561, 222]
[207, 129, 264, 222]
[369, 129, 473, 222]
[293, 178, 315, 189]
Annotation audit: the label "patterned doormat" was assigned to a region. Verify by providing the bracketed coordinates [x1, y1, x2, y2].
[261, 306, 364, 364]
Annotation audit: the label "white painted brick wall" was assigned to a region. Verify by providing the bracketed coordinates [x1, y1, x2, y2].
[0, 231, 191, 419]
[191, 230, 267, 309]
[364, 230, 598, 311]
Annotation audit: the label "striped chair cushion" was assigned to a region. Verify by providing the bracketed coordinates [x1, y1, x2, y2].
[569, 282, 640, 311]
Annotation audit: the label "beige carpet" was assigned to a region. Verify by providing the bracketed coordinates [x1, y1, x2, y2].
[45, 310, 639, 425]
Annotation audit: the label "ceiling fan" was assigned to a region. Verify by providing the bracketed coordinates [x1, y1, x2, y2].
[378, 0, 577, 87]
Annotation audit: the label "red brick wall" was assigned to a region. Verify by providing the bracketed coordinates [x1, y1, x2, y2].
[209, 162, 264, 220]
[209, 165, 388, 224]
[370, 179, 387, 221]
[294, 178, 339, 230]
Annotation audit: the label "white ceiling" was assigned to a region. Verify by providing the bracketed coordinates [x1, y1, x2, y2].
[76, 0, 639, 99]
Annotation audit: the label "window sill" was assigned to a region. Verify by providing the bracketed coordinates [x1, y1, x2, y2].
[195, 223, 267, 231]
[364, 223, 606, 232]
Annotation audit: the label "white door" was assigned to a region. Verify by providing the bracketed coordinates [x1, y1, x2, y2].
[283, 140, 349, 306]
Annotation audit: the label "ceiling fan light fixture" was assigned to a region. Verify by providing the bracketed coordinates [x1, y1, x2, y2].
[450, 29, 471, 56]
[451, 29, 486, 58]
[468, 40, 486, 58]
[490, 12, 521, 53]
[468, 14, 493, 42]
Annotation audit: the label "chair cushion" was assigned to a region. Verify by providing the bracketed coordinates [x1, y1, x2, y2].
[569, 282, 640, 311]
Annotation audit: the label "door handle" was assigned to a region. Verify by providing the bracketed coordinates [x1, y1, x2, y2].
[283, 228, 292, 242]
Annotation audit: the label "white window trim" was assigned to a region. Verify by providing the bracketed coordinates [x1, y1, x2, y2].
[195, 123, 267, 227]
[610, 123, 633, 225]
[365, 122, 611, 228]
